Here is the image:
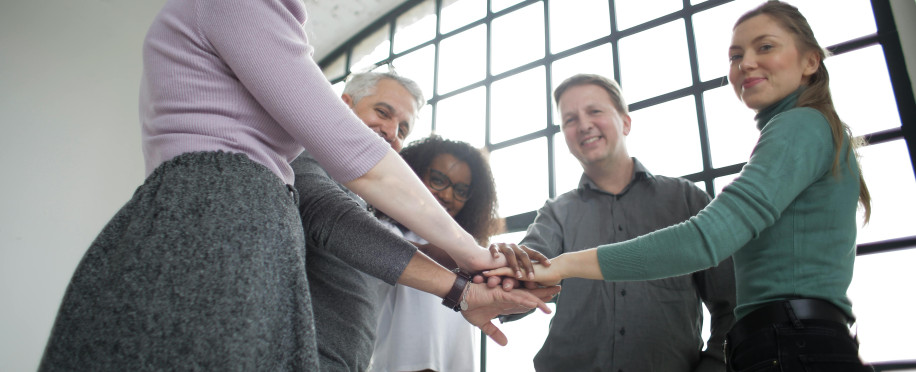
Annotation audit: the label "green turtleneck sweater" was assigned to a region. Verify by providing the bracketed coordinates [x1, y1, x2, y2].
[596, 91, 860, 320]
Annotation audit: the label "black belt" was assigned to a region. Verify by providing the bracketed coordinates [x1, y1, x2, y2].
[727, 298, 852, 347]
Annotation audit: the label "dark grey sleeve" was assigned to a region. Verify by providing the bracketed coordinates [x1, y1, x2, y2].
[686, 185, 736, 371]
[499, 200, 564, 323]
[519, 200, 566, 259]
[292, 154, 416, 285]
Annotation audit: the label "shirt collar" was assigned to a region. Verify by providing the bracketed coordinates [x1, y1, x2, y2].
[754, 87, 803, 131]
[577, 157, 654, 196]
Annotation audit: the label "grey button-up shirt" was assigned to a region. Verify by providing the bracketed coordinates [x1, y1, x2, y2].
[504, 159, 736, 372]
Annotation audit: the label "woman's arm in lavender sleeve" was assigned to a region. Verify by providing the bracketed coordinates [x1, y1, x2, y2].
[200, 0, 388, 182]
[346, 150, 509, 272]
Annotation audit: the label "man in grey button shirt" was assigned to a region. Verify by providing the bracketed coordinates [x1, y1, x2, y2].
[501, 74, 736, 372]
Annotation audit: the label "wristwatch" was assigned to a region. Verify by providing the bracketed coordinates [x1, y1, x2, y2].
[442, 270, 471, 312]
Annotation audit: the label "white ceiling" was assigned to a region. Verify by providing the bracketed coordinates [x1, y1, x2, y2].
[303, 0, 407, 63]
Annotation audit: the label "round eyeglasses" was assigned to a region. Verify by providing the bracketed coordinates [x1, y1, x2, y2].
[427, 169, 471, 201]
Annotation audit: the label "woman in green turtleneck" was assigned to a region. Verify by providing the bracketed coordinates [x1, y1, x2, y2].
[488, 2, 873, 371]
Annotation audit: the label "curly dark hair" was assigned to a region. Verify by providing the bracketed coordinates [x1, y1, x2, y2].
[398, 135, 500, 245]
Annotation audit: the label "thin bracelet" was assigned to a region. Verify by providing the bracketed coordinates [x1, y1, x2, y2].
[459, 281, 471, 311]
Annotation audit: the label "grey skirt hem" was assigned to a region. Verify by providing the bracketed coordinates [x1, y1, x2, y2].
[39, 151, 318, 371]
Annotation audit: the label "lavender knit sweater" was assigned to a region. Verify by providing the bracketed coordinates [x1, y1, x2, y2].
[140, 0, 390, 185]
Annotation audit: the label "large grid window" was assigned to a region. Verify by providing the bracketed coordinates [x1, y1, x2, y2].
[320, 1, 916, 370]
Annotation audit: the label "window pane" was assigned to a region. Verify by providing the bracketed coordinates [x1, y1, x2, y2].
[704, 85, 758, 168]
[393, 0, 436, 54]
[322, 54, 347, 82]
[329, 80, 345, 98]
[714, 173, 740, 196]
[371, 64, 391, 73]
[626, 96, 703, 177]
[554, 132, 583, 196]
[491, 66, 547, 144]
[490, 138, 549, 217]
[550, 44, 615, 116]
[438, 25, 487, 94]
[349, 26, 390, 73]
[614, 0, 681, 30]
[829, 45, 901, 136]
[435, 86, 486, 148]
[491, 3, 545, 75]
[692, 0, 759, 82]
[549, 0, 610, 53]
[485, 303, 556, 372]
[692, 0, 877, 83]
[791, 0, 875, 48]
[440, 0, 486, 34]
[618, 20, 692, 103]
[855, 140, 916, 244]
[405, 104, 434, 146]
[392, 45, 435, 104]
[491, 0, 525, 13]
[848, 248, 916, 363]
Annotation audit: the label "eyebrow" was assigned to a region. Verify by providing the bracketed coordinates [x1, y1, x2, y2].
[374, 102, 397, 115]
[730, 33, 778, 50]
[375, 102, 412, 134]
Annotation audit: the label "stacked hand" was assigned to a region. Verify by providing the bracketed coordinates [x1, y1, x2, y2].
[474, 243, 560, 290]
[452, 242, 551, 279]
[460, 282, 561, 346]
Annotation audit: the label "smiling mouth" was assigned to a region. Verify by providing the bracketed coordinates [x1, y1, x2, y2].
[743, 77, 765, 89]
[581, 136, 603, 146]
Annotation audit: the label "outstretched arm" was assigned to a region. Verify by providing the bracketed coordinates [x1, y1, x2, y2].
[346, 150, 522, 273]
[485, 248, 603, 286]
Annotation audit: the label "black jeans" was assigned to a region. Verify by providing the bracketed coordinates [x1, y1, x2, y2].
[726, 318, 873, 372]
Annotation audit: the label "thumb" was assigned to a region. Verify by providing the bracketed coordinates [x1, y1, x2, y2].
[478, 320, 508, 346]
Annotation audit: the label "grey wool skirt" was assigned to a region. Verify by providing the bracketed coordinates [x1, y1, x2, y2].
[39, 151, 319, 371]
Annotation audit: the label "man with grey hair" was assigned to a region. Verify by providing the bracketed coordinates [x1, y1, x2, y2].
[293, 71, 423, 371]
[339, 71, 425, 151]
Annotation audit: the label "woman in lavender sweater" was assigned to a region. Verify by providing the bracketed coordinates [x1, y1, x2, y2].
[37, 0, 554, 370]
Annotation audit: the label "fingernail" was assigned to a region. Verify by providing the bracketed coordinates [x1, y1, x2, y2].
[516, 271, 522, 279]
[528, 272, 535, 280]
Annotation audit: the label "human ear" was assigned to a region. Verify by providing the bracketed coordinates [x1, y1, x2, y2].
[621, 114, 632, 136]
[341, 93, 354, 107]
[801, 50, 820, 78]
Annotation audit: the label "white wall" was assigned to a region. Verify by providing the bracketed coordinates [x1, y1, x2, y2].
[1, 1, 914, 371]
[0, 1, 166, 370]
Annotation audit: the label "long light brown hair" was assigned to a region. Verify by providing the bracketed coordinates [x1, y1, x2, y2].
[736, 1, 871, 222]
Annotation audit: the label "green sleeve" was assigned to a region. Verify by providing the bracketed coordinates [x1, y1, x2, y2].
[597, 108, 835, 281]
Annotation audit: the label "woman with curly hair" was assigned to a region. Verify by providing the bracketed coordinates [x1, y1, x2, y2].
[370, 135, 500, 372]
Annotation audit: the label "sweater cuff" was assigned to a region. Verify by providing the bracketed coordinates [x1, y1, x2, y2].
[597, 239, 647, 281]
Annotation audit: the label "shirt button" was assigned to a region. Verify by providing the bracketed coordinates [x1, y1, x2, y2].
[620, 289, 626, 296]
[617, 225, 623, 231]
[619, 327, 625, 335]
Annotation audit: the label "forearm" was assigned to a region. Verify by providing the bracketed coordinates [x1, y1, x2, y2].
[294, 158, 415, 284]
[346, 150, 500, 270]
[556, 249, 603, 281]
[397, 251, 456, 298]
[417, 243, 458, 270]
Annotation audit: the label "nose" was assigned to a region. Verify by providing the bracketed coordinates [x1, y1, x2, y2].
[578, 116, 595, 134]
[436, 186, 454, 204]
[739, 55, 756, 72]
